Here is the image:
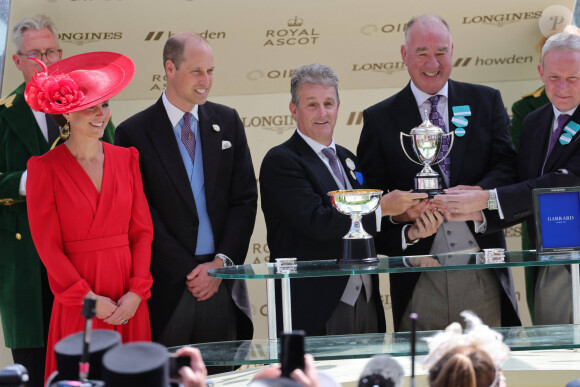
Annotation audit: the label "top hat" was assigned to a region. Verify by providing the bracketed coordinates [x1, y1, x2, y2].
[24, 51, 134, 114]
[102, 342, 170, 387]
[48, 329, 121, 384]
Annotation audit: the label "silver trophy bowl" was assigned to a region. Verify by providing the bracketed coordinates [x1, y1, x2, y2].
[328, 189, 382, 263]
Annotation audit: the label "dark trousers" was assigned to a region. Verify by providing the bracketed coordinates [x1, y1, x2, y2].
[158, 282, 237, 375]
[325, 287, 379, 335]
[10, 265, 53, 387]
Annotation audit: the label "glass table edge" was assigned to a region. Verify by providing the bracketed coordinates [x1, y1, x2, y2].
[168, 324, 580, 365]
[209, 250, 580, 279]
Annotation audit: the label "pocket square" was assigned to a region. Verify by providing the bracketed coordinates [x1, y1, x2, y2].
[222, 140, 232, 150]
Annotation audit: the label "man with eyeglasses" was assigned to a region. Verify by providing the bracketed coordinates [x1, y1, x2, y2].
[0, 15, 114, 387]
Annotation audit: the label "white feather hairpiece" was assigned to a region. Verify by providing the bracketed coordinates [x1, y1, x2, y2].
[422, 310, 510, 370]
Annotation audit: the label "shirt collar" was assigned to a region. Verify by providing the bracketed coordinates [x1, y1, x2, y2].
[296, 128, 336, 155]
[410, 80, 449, 106]
[162, 91, 199, 127]
[552, 105, 577, 121]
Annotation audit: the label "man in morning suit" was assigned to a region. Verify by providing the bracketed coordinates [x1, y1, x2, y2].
[260, 64, 441, 336]
[115, 33, 256, 354]
[0, 15, 114, 387]
[357, 14, 521, 331]
[433, 32, 580, 325]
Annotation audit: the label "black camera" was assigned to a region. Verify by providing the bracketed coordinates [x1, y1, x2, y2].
[279, 330, 305, 378]
[0, 364, 28, 387]
[168, 354, 190, 379]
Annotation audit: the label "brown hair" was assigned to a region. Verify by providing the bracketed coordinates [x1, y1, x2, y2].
[428, 346, 496, 387]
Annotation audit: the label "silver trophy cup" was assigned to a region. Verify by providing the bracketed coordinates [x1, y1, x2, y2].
[400, 111, 454, 197]
[328, 189, 382, 264]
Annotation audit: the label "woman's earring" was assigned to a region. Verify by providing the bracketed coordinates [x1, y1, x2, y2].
[60, 121, 70, 140]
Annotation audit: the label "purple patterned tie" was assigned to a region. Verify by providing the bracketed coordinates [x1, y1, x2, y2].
[429, 95, 451, 180]
[546, 113, 570, 159]
[181, 112, 196, 164]
[321, 147, 347, 188]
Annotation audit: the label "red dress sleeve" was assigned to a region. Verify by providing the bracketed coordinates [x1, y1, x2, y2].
[127, 147, 154, 300]
[26, 156, 91, 306]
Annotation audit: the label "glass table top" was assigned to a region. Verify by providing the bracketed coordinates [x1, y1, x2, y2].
[209, 250, 580, 279]
[169, 324, 580, 365]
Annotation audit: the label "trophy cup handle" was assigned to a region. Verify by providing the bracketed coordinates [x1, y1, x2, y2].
[400, 132, 424, 167]
[430, 131, 455, 166]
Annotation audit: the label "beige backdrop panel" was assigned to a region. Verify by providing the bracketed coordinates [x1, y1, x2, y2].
[1, 0, 571, 369]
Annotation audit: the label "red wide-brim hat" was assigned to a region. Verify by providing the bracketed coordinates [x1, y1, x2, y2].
[25, 51, 135, 114]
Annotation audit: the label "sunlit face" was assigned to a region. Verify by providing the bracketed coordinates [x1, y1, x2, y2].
[165, 39, 214, 112]
[64, 102, 111, 140]
[289, 83, 339, 146]
[401, 20, 453, 95]
[539, 49, 580, 112]
[13, 28, 60, 83]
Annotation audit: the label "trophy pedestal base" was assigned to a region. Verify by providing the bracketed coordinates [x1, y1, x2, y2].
[338, 238, 378, 264]
[415, 175, 443, 198]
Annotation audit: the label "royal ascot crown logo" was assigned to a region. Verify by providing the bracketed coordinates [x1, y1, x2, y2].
[246, 69, 294, 81]
[361, 21, 407, 36]
[145, 30, 226, 41]
[352, 60, 406, 75]
[242, 114, 295, 135]
[461, 11, 542, 27]
[264, 17, 320, 47]
[59, 32, 122, 46]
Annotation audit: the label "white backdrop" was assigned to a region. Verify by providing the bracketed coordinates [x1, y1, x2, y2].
[0, 0, 577, 369]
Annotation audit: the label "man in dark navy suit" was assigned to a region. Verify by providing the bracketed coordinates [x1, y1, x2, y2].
[357, 14, 521, 331]
[260, 63, 440, 336]
[115, 33, 256, 353]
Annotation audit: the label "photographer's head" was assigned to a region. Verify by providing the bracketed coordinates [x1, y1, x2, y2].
[428, 345, 498, 387]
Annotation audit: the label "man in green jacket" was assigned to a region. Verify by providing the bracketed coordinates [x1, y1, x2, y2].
[0, 15, 114, 386]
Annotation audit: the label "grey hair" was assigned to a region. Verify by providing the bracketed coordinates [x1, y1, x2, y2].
[542, 32, 580, 66]
[290, 63, 339, 106]
[11, 14, 58, 52]
[404, 14, 451, 46]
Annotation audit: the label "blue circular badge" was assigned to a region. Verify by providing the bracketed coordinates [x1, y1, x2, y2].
[454, 127, 466, 137]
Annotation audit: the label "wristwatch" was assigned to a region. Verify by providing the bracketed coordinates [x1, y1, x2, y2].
[487, 190, 498, 210]
[215, 253, 234, 267]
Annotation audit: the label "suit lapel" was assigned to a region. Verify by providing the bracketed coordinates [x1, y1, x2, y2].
[544, 107, 580, 172]
[199, 104, 222, 198]
[526, 105, 554, 176]
[289, 132, 339, 193]
[147, 99, 197, 214]
[446, 80, 469, 187]
[3, 85, 47, 156]
[394, 84, 424, 137]
[336, 146, 362, 189]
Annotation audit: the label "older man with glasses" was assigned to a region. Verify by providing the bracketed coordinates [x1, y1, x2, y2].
[0, 15, 114, 387]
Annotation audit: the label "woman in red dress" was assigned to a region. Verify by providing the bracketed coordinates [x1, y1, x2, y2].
[24, 52, 153, 381]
